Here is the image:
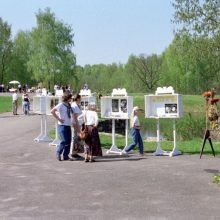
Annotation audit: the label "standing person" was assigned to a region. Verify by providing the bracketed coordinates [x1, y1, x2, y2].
[122, 106, 144, 156]
[51, 92, 74, 161]
[22, 91, 30, 115]
[84, 102, 102, 162]
[71, 93, 84, 159]
[12, 90, 18, 115]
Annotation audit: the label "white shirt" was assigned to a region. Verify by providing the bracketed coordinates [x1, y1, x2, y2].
[52, 103, 72, 126]
[133, 115, 140, 127]
[84, 110, 98, 126]
[71, 102, 82, 124]
[12, 93, 18, 101]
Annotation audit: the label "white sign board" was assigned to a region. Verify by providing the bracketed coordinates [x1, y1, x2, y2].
[101, 96, 133, 119]
[145, 94, 183, 118]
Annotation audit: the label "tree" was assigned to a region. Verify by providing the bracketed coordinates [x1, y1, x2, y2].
[126, 54, 162, 92]
[0, 17, 13, 84]
[10, 31, 34, 85]
[172, 0, 220, 37]
[28, 8, 76, 90]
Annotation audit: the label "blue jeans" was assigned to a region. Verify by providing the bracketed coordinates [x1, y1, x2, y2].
[126, 128, 144, 154]
[57, 125, 72, 159]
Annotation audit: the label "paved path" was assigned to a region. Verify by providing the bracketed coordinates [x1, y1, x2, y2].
[0, 107, 220, 220]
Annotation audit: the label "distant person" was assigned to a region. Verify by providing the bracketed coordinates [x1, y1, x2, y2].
[51, 92, 74, 161]
[18, 84, 22, 93]
[22, 92, 30, 115]
[122, 106, 144, 156]
[84, 102, 102, 162]
[12, 90, 18, 115]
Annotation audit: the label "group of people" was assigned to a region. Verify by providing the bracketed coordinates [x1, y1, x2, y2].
[12, 90, 30, 115]
[50, 91, 144, 162]
[50, 92, 102, 162]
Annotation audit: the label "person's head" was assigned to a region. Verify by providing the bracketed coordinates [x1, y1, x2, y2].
[88, 102, 96, 111]
[62, 91, 72, 103]
[133, 106, 139, 115]
[72, 93, 81, 103]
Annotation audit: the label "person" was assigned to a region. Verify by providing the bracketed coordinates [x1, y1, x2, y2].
[51, 92, 74, 161]
[84, 102, 102, 162]
[71, 93, 84, 159]
[12, 90, 18, 115]
[122, 106, 144, 156]
[22, 91, 30, 115]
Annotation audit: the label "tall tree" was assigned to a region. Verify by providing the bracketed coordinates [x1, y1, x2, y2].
[28, 8, 76, 90]
[126, 54, 162, 92]
[0, 18, 13, 84]
[172, 0, 220, 37]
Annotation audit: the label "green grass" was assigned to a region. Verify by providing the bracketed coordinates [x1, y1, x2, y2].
[99, 133, 220, 156]
[0, 96, 22, 113]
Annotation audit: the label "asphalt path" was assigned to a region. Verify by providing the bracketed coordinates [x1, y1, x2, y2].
[0, 99, 220, 220]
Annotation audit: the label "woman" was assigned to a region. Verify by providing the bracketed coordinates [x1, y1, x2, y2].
[71, 93, 84, 159]
[51, 91, 74, 161]
[122, 106, 144, 155]
[84, 102, 102, 162]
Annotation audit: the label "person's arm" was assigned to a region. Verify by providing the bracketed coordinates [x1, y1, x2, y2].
[94, 112, 99, 127]
[51, 108, 64, 124]
[73, 112, 80, 132]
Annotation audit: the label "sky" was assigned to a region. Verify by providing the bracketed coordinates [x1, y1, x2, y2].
[0, 0, 174, 66]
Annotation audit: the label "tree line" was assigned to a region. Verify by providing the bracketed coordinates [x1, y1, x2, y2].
[0, 1, 220, 94]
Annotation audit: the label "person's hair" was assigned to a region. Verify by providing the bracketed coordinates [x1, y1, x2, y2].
[72, 93, 81, 101]
[62, 91, 72, 102]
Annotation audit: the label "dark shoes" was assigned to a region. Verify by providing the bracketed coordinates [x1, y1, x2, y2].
[71, 154, 84, 160]
[63, 157, 74, 161]
[56, 155, 61, 161]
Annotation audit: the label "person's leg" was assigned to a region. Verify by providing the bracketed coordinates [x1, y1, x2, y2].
[63, 126, 72, 160]
[57, 125, 66, 160]
[125, 129, 138, 152]
[137, 130, 144, 154]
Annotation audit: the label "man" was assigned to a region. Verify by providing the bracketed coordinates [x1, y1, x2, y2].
[12, 90, 18, 115]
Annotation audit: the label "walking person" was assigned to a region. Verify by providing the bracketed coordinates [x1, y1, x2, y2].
[22, 91, 30, 115]
[12, 90, 18, 115]
[71, 93, 84, 160]
[51, 92, 74, 161]
[84, 102, 102, 162]
[122, 106, 144, 156]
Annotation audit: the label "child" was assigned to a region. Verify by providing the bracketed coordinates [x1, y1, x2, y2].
[122, 106, 144, 155]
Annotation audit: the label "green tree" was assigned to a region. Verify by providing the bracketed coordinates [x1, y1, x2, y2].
[10, 31, 34, 86]
[125, 54, 162, 92]
[28, 8, 76, 90]
[0, 18, 13, 84]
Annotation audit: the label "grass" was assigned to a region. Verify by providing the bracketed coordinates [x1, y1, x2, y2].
[0, 96, 22, 113]
[99, 133, 220, 156]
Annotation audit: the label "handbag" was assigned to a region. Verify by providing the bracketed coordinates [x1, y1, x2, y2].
[79, 112, 88, 141]
[79, 127, 88, 140]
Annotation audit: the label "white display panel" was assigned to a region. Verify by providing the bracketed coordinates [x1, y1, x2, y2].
[33, 96, 61, 115]
[145, 94, 183, 118]
[46, 96, 61, 115]
[101, 96, 133, 119]
[80, 96, 96, 110]
[33, 96, 47, 114]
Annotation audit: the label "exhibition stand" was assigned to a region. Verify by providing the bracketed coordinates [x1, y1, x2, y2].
[101, 88, 133, 155]
[145, 86, 183, 157]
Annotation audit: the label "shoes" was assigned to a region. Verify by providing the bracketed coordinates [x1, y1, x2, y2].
[84, 158, 89, 163]
[56, 155, 61, 161]
[71, 154, 84, 160]
[121, 149, 128, 155]
[63, 157, 74, 161]
[89, 158, 96, 163]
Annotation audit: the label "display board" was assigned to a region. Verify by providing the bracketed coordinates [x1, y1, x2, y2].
[145, 94, 183, 118]
[33, 96, 47, 114]
[80, 96, 96, 110]
[101, 96, 133, 119]
[33, 96, 61, 115]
